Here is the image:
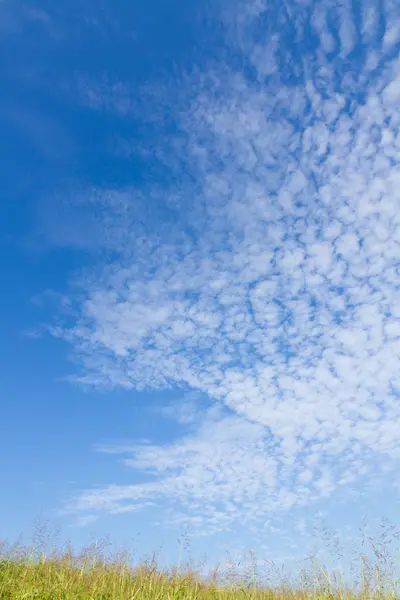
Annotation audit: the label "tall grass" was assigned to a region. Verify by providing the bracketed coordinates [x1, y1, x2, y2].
[1, 519, 400, 599]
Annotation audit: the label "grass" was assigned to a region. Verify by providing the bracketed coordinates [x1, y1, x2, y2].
[1, 519, 400, 600]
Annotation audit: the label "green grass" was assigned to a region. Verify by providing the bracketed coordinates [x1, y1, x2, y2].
[1, 520, 400, 600]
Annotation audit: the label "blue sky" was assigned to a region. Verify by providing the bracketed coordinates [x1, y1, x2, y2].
[1, 0, 400, 582]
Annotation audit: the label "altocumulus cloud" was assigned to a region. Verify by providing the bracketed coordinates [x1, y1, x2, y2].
[60, 0, 400, 535]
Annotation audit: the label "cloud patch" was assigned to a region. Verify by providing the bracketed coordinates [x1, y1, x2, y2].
[58, 0, 400, 535]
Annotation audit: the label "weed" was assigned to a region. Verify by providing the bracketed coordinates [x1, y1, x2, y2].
[0, 520, 400, 600]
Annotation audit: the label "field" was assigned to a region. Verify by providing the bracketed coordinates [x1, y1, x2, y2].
[1, 520, 399, 600]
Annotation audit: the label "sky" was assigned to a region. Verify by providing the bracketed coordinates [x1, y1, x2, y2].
[1, 0, 400, 584]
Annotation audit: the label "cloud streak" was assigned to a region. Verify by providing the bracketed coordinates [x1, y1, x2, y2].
[59, 0, 400, 535]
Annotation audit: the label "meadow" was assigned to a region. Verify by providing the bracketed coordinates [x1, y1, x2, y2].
[1, 519, 399, 600]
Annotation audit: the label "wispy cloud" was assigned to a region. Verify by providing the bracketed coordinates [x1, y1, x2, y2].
[71, 514, 99, 529]
[0, 1, 51, 35]
[57, 0, 400, 536]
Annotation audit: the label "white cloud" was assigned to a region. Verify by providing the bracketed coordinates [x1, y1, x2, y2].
[58, 0, 400, 535]
[311, 4, 336, 54]
[362, 0, 379, 43]
[71, 514, 99, 528]
[337, 0, 357, 58]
